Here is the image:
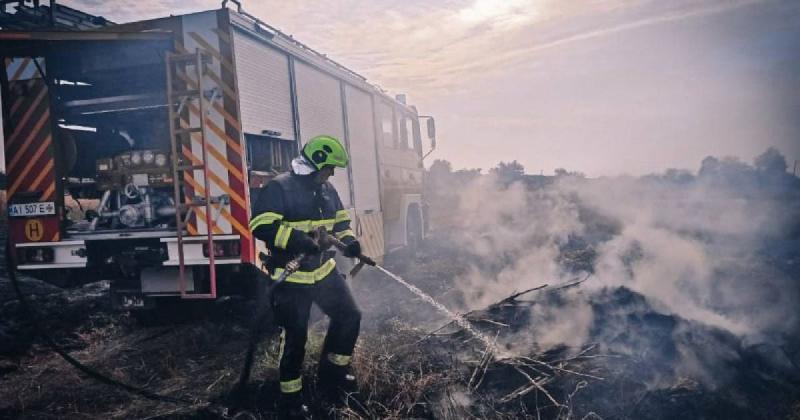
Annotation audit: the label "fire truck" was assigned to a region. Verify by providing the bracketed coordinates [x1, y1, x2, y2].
[0, 1, 436, 308]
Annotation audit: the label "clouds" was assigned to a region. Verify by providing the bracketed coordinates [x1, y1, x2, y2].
[457, 0, 540, 27]
[61, 0, 218, 22]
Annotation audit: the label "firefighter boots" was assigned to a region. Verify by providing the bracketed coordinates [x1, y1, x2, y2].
[318, 355, 361, 406]
[277, 391, 311, 419]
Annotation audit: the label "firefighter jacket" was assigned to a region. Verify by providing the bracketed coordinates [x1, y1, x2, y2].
[249, 172, 356, 285]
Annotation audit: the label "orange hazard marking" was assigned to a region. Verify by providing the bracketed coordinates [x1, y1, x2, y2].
[188, 32, 235, 74]
[9, 86, 32, 117]
[25, 219, 44, 241]
[50, 231, 60, 242]
[191, 131, 244, 181]
[41, 183, 55, 201]
[193, 206, 224, 234]
[7, 108, 50, 169]
[183, 177, 224, 236]
[186, 103, 242, 155]
[183, 172, 204, 195]
[180, 119, 243, 181]
[176, 72, 241, 132]
[174, 68, 195, 86]
[10, 98, 24, 117]
[29, 159, 54, 192]
[205, 114, 243, 156]
[213, 101, 242, 132]
[10, 57, 31, 81]
[7, 102, 48, 152]
[178, 120, 243, 183]
[203, 66, 237, 101]
[9, 82, 46, 127]
[181, 145, 247, 209]
[212, 28, 232, 45]
[8, 135, 51, 196]
[184, 173, 251, 239]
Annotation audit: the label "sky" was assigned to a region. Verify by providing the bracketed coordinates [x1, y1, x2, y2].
[4, 0, 800, 176]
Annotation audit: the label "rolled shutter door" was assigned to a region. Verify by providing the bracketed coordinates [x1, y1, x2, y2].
[344, 85, 380, 211]
[294, 61, 352, 207]
[233, 30, 295, 140]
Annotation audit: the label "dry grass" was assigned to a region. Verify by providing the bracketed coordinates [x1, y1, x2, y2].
[344, 316, 603, 420]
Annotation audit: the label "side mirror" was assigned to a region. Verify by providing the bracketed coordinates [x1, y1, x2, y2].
[426, 118, 436, 144]
[419, 116, 437, 160]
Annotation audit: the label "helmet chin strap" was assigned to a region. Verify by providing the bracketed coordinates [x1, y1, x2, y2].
[312, 166, 334, 184]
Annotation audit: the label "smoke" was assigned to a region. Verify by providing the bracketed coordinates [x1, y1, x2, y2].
[439, 156, 800, 385]
[571, 174, 798, 339]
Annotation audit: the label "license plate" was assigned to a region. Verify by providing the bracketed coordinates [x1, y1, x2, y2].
[8, 202, 56, 218]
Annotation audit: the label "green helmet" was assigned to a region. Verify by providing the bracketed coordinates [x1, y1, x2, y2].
[302, 135, 349, 170]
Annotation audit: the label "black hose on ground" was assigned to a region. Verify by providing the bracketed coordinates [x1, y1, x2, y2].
[232, 268, 277, 397]
[5, 236, 297, 412]
[4, 237, 197, 406]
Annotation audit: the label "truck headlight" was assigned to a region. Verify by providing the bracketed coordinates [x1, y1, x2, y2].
[96, 158, 113, 172]
[155, 152, 168, 167]
[142, 150, 155, 165]
[131, 151, 142, 166]
[119, 205, 141, 226]
[119, 153, 132, 167]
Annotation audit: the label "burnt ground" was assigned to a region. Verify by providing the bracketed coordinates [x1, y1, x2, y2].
[1, 233, 799, 419]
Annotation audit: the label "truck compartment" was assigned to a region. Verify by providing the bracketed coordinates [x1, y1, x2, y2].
[1, 34, 176, 238]
[47, 38, 175, 235]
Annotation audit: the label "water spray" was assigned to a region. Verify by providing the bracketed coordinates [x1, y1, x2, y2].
[373, 265, 510, 359]
[318, 229, 508, 359]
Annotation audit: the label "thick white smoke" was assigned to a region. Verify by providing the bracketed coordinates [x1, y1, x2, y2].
[445, 168, 799, 372]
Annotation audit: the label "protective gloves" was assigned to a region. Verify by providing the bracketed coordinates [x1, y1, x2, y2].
[293, 233, 320, 255]
[343, 240, 361, 258]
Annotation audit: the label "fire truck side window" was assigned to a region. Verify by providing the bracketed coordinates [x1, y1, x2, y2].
[404, 116, 415, 150]
[379, 102, 395, 148]
[245, 134, 296, 173]
[412, 116, 423, 154]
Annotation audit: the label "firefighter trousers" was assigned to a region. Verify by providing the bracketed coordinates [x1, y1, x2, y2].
[272, 270, 361, 394]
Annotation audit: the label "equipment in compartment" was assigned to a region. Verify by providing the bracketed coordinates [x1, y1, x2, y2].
[68, 149, 178, 231]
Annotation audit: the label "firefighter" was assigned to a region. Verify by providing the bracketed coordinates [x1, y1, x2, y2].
[249, 135, 363, 418]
